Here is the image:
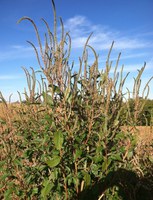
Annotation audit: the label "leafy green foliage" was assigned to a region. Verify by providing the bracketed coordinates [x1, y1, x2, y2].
[0, 0, 153, 199]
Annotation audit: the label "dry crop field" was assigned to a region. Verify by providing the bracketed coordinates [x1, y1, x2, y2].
[1, 102, 153, 146]
[121, 125, 153, 156]
[1, 103, 153, 135]
[121, 126, 153, 143]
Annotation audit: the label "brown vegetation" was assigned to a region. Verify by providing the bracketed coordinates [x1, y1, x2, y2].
[1, 103, 152, 141]
[1, 103, 152, 157]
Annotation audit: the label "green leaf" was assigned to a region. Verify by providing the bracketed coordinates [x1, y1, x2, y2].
[90, 164, 99, 176]
[4, 188, 13, 200]
[0, 173, 9, 181]
[74, 149, 82, 160]
[52, 85, 61, 94]
[53, 131, 63, 150]
[0, 160, 6, 171]
[113, 119, 119, 127]
[32, 187, 38, 195]
[115, 132, 125, 140]
[50, 168, 59, 181]
[111, 153, 122, 161]
[66, 173, 73, 186]
[42, 92, 53, 105]
[46, 156, 61, 168]
[72, 177, 79, 188]
[13, 159, 22, 167]
[102, 157, 111, 172]
[127, 151, 133, 159]
[93, 156, 103, 163]
[83, 172, 91, 187]
[96, 145, 103, 154]
[41, 180, 52, 198]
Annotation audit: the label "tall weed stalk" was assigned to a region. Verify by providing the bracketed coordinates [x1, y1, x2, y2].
[0, 0, 153, 199]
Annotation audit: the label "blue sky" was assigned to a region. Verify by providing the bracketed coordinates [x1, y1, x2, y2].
[0, 0, 153, 101]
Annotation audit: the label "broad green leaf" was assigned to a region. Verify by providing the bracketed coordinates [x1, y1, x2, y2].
[83, 172, 91, 187]
[53, 131, 63, 150]
[74, 149, 82, 160]
[66, 173, 73, 186]
[111, 153, 122, 161]
[32, 187, 38, 195]
[49, 169, 59, 181]
[115, 132, 125, 140]
[41, 180, 52, 198]
[102, 160, 107, 172]
[96, 145, 103, 154]
[90, 164, 99, 176]
[72, 177, 79, 189]
[46, 156, 61, 168]
[93, 156, 103, 163]
[102, 158, 111, 172]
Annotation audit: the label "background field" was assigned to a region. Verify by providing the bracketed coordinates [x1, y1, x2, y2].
[1, 102, 152, 148]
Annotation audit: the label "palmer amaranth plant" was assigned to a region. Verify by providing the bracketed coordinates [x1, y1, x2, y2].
[0, 0, 153, 199]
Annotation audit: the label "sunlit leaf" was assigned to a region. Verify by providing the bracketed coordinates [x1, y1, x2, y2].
[46, 156, 61, 168]
[83, 172, 91, 187]
[41, 180, 53, 198]
[53, 131, 64, 150]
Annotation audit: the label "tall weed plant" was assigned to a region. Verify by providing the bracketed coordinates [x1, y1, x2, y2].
[0, 0, 153, 199]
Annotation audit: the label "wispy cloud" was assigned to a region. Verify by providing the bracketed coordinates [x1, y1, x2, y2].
[0, 45, 34, 62]
[64, 15, 152, 51]
[62, 15, 153, 77]
[1, 15, 151, 63]
[0, 15, 152, 78]
[0, 74, 23, 80]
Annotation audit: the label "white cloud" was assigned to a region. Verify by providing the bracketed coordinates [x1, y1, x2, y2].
[64, 15, 152, 51]
[113, 39, 149, 50]
[0, 74, 23, 80]
[62, 15, 153, 80]
[1, 15, 151, 64]
[0, 45, 34, 62]
[65, 15, 90, 29]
